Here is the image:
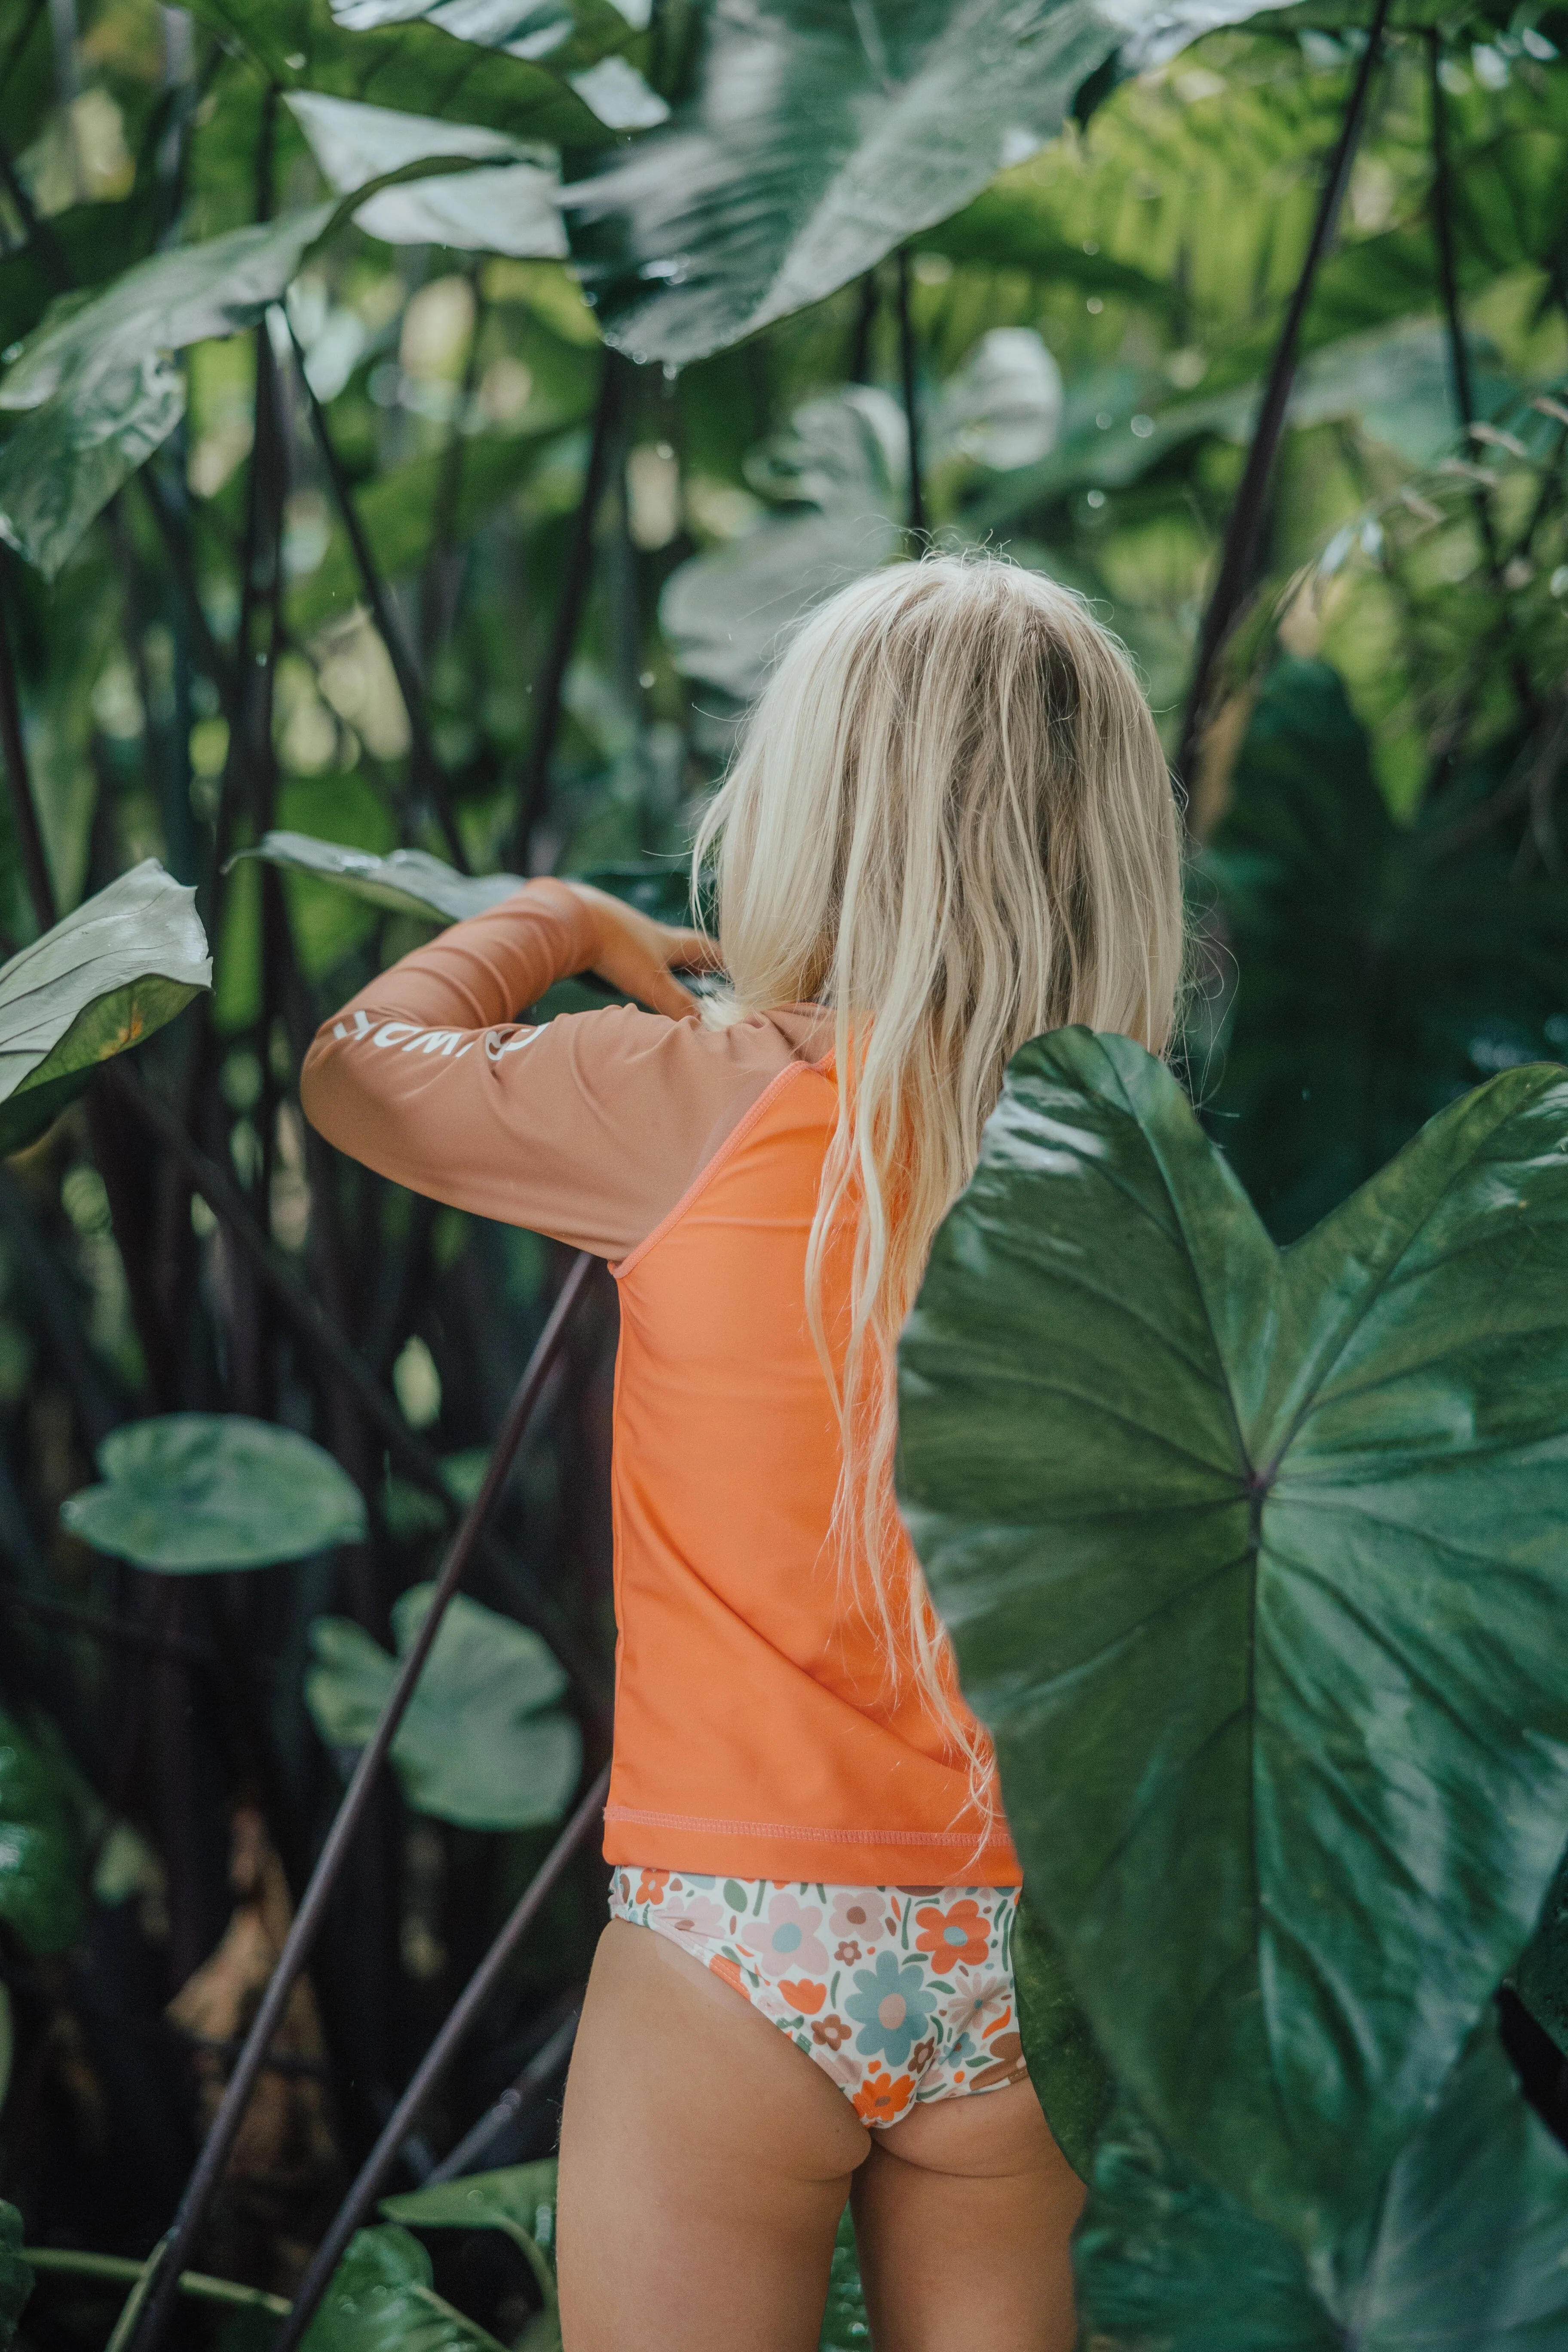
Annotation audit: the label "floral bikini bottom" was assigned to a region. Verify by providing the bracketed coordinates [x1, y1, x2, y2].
[608, 1868, 1029, 2129]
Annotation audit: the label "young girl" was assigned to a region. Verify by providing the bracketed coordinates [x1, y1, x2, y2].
[301, 556, 1184, 2351]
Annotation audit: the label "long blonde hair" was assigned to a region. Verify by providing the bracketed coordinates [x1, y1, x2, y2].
[691, 555, 1185, 1791]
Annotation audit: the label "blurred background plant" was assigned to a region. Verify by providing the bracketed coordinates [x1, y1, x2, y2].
[0, 0, 1566, 2345]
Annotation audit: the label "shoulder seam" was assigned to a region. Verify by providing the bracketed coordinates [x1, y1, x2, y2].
[611, 1056, 824, 1282]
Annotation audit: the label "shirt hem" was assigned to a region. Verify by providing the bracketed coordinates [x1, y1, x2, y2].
[602, 1804, 1023, 1889]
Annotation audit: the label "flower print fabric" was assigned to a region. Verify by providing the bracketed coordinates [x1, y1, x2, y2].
[608, 1871, 1027, 2128]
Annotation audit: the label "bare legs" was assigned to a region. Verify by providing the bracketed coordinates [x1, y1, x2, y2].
[556, 1919, 1083, 2351]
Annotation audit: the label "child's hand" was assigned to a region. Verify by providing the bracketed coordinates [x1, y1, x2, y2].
[561, 882, 720, 1021]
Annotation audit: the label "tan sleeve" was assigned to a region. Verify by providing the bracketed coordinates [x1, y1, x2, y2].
[298, 880, 798, 1261]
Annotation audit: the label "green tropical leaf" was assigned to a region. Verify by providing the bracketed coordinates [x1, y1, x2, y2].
[1514, 1844, 1568, 2060]
[563, 0, 1303, 365]
[0, 860, 211, 1158]
[285, 92, 566, 255]
[184, 0, 604, 145]
[897, 1027, 1568, 2255]
[306, 1583, 580, 1830]
[817, 2207, 869, 2352]
[246, 834, 527, 925]
[1010, 1896, 1112, 2184]
[62, 1415, 368, 1571]
[1077, 2022, 1568, 2350]
[298, 2227, 508, 2352]
[0, 2202, 31, 2352]
[381, 2162, 558, 2316]
[0, 1707, 89, 1958]
[0, 350, 184, 579]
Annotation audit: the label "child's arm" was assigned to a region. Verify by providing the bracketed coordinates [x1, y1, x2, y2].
[299, 880, 771, 1260]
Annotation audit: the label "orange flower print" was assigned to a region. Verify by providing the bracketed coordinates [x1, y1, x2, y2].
[914, 1899, 990, 1970]
[812, 2014, 852, 2051]
[708, 1953, 752, 2003]
[835, 1940, 861, 1965]
[780, 1979, 827, 2015]
[635, 1868, 671, 1905]
[853, 2067, 915, 2125]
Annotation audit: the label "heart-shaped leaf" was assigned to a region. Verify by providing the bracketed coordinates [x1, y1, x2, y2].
[0, 1708, 88, 1958]
[0, 2202, 31, 2352]
[381, 2162, 558, 2318]
[562, 0, 1304, 366]
[299, 2226, 508, 2352]
[62, 1415, 367, 1571]
[897, 1028, 1568, 2254]
[0, 861, 210, 1157]
[285, 92, 566, 256]
[306, 1584, 580, 1830]
[1076, 2021, 1568, 2350]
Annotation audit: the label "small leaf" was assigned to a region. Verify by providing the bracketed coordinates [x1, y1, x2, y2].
[1010, 1896, 1112, 2184]
[297, 2227, 508, 2352]
[0, 1707, 89, 1958]
[306, 1586, 579, 1831]
[62, 1415, 367, 1571]
[0, 350, 184, 579]
[381, 2162, 558, 2313]
[928, 328, 1063, 472]
[0, 861, 210, 1157]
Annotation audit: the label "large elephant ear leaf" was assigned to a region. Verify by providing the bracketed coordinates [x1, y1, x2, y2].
[562, 0, 1314, 365]
[1077, 2022, 1568, 2351]
[0, 2202, 31, 2352]
[1010, 1897, 1112, 2184]
[283, 92, 567, 257]
[62, 1415, 367, 1571]
[897, 1027, 1568, 2255]
[381, 2162, 559, 2318]
[1513, 1843, 1568, 2059]
[0, 861, 210, 1157]
[242, 835, 527, 927]
[298, 2226, 508, 2352]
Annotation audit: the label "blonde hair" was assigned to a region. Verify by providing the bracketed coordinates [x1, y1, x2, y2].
[692, 555, 1185, 1795]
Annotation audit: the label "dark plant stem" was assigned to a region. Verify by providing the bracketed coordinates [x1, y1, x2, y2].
[510, 352, 625, 873]
[122, 1255, 594, 2352]
[1177, 0, 1392, 784]
[0, 560, 57, 929]
[419, 266, 487, 673]
[1425, 33, 1501, 579]
[847, 269, 879, 384]
[270, 1764, 610, 2352]
[286, 319, 469, 871]
[0, 1589, 212, 1666]
[895, 249, 925, 539]
[425, 2001, 581, 2182]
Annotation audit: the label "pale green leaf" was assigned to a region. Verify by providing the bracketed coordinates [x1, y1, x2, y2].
[62, 1415, 368, 1571]
[245, 834, 526, 925]
[285, 92, 566, 255]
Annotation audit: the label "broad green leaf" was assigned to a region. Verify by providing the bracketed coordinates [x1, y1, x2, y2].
[563, 0, 1300, 365]
[0, 209, 329, 573]
[381, 2162, 558, 2315]
[246, 834, 527, 925]
[184, 0, 604, 146]
[0, 861, 211, 1158]
[660, 388, 903, 702]
[0, 1707, 88, 1958]
[0, 209, 334, 412]
[1077, 2023, 1568, 2350]
[298, 2227, 508, 2352]
[0, 350, 184, 579]
[306, 1583, 579, 1830]
[1011, 1896, 1112, 2183]
[328, 0, 667, 126]
[62, 1415, 367, 1571]
[285, 93, 566, 256]
[898, 1029, 1568, 2254]
[0, 2202, 30, 2352]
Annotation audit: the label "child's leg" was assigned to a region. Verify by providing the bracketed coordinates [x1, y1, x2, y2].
[557, 1919, 870, 2351]
[849, 2079, 1085, 2352]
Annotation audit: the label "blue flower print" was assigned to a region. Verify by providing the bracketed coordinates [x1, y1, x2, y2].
[845, 1949, 935, 2067]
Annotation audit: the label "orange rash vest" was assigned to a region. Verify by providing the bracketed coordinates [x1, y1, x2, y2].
[300, 882, 1020, 1887]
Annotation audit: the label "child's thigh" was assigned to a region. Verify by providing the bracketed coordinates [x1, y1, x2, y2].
[557, 1919, 870, 2352]
[850, 2080, 1085, 2352]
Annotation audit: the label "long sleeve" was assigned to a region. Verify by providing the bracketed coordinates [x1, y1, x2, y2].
[299, 881, 819, 1260]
